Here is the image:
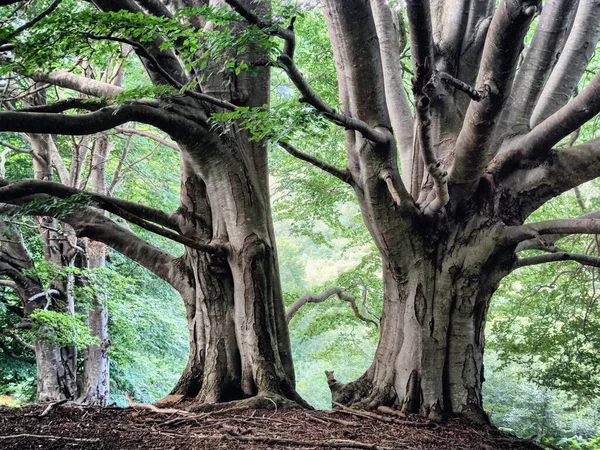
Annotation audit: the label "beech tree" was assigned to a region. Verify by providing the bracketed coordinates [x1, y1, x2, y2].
[2, 0, 600, 423]
[0, 0, 305, 407]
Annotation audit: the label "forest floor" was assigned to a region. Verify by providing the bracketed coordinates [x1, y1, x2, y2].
[0, 402, 544, 450]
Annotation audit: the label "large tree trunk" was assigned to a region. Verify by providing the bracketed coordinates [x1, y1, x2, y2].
[328, 216, 514, 420]
[167, 149, 302, 406]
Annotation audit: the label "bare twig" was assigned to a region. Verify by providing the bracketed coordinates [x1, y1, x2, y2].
[279, 141, 351, 184]
[0, 434, 99, 442]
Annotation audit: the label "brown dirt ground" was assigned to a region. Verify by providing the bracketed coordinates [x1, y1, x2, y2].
[0, 403, 543, 450]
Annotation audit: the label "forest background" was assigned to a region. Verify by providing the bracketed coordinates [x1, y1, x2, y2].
[0, 1, 599, 449]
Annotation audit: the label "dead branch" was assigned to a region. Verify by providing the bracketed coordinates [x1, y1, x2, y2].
[286, 287, 378, 326]
[332, 401, 436, 428]
[438, 72, 483, 101]
[39, 399, 68, 417]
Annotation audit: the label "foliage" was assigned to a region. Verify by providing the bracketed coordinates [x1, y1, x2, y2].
[489, 181, 600, 399]
[30, 310, 97, 348]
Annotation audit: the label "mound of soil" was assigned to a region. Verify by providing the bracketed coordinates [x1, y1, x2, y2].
[0, 403, 542, 449]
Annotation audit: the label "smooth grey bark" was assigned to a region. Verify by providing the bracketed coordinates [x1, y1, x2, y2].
[310, 0, 600, 421]
[27, 128, 79, 402]
[79, 132, 111, 405]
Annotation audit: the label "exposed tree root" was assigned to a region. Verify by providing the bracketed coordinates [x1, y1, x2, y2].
[327, 370, 396, 409]
[125, 392, 190, 416]
[186, 392, 309, 414]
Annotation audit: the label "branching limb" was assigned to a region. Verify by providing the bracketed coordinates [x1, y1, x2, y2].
[276, 55, 388, 144]
[0, 103, 204, 140]
[0, 179, 223, 255]
[514, 252, 600, 270]
[405, 0, 449, 212]
[370, 0, 414, 187]
[450, 0, 540, 186]
[57, 209, 185, 287]
[496, 138, 600, 220]
[0, 279, 16, 289]
[31, 70, 123, 98]
[0, 140, 31, 154]
[223, 0, 295, 59]
[278, 141, 351, 184]
[0, 331, 35, 351]
[114, 126, 179, 151]
[502, 0, 580, 134]
[506, 219, 600, 246]
[514, 71, 600, 161]
[531, 0, 600, 127]
[17, 98, 106, 114]
[515, 210, 600, 252]
[286, 287, 378, 326]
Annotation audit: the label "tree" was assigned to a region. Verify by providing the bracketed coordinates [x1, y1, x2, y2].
[212, 0, 600, 421]
[2, 0, 600, 422]
[285, 0, 600, 421]
[0, 0, 305, 406]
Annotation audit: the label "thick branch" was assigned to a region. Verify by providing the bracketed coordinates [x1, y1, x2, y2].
[405, 0, 450, 211]
[0, 279, 16, 289]
[450, 0, 540, 186]
[498, 138, 600, 221]
[515, 210, 600, 252]
[506, 218, 600, 245]
[65, 209, 184, 288]
[371, 0, 414, 188]
[285, 287, 378, 326]
[17, 98, 106, 113]
[514, 252, 600, 269]
[531, 0, 600, 127]
[515, 71, 600, 161]
[503, 0, 580, 135]
[0, 179, 223, 255]
[278, 141, 351, 184]
[0, 103, 204, 140]
[31, 70, 123, 98]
